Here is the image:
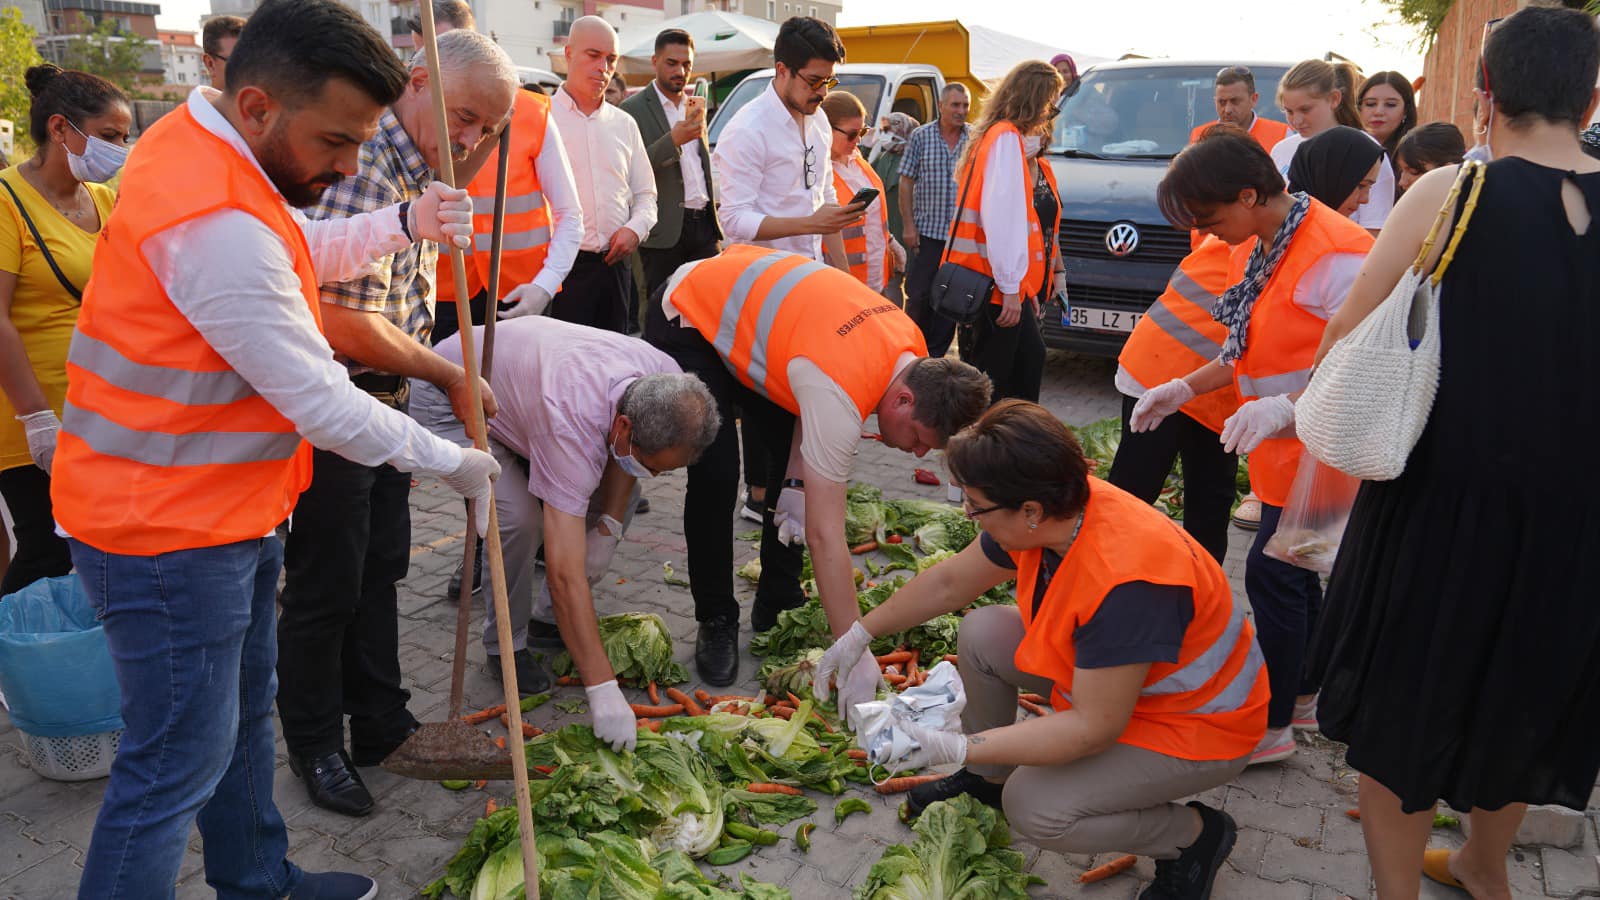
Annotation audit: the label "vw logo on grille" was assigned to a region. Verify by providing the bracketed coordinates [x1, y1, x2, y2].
[1104, 222, 1141, 257]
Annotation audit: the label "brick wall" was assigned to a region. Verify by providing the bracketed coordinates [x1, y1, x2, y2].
[1416, 0, 1520, 137]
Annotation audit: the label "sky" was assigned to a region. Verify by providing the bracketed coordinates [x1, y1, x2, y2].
[155, 0, 1430, 78]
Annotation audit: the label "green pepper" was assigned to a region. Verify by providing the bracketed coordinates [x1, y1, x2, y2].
[823, 777, 845, 795]
[706, 840, 754, 865]
[834, 797, 872, 824]
[439, 779, 472, 791]
[519, 692, 550, 712]
[1433, 814, 1461, 829]
[724, 822, 762, 842]
[795, 822, 815, 853]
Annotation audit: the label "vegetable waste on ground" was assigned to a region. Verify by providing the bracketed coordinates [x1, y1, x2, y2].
[854, 795, 1042, 899]
[551, 612, 689, 686]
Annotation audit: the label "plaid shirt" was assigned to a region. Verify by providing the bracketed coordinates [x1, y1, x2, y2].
[900, 121, 969, 242]
[309, 109, 435, 373]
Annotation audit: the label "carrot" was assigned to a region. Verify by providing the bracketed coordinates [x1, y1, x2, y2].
[770, 706, 794, 719]
[764, 694, 783, 707]
[746, 782, 803, 796]
[942, 654, 959, 666]
[884, 673, 908, 686]
[556, 675, 582, 686]
[1018, 699, 1048, 717]
[905, 650, 920, 685]
[485, 799, 497, 816]
[1079, 854, 1137, 883]
[636, 718, 662, 732]
[694, 689, 712, 705]
[786, 691, 806, 709]
[849, 540, 879, 555]
[1019, 693, 1048, 705]
[647, 681, 660, 705]
[533, 764, 556, 776]
[1345, 809, 1362, 821]
[500, 713, 542, 738]
[472, 780, 487, 790]
[495, 736, 507, 750]
[846, 749, 869, 760]
[462, 703, 507, 725]
[875, 774, 943, 794]
[666, 687, 705, 717]
[630, 703, 685, 717]
[874, 651, 913, 666]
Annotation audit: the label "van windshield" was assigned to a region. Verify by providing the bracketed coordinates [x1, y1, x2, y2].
[1051, 64, 1287, 159]
[708, 74, 887, 146]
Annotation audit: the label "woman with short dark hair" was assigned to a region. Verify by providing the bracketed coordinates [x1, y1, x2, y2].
[1310, 8, 1600, 897]
[1394, 122, 1467, 192]
[814, 400, 1268, 900]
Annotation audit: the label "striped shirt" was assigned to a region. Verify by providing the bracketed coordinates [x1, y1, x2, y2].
[309, 109, 436, 372]
[900, 121, 969, 242]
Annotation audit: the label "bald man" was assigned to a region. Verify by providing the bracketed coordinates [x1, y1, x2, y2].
[524, 15, 656, 333]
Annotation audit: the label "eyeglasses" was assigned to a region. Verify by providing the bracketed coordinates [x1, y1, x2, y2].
[798, 72, 840, 92]
[832, 125, 873, 142]
[208, 51, 228, 61]
[1044, 104, 1061, 122]
[960, 495, 1008, 520]
[803, 143, 816, 189]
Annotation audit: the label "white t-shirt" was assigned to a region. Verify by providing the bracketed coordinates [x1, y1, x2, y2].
[1271, 130, 1395, 228]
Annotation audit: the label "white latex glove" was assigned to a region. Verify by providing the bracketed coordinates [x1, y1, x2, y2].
[585, 515, 623, 586]
[774, 486, 806, 546]
[1129, 378, 1195, 433]
[587, 679, 637, 752]
[437, 448, 501, 534]
[409, 181, 473, 250]
[499, 283, 553, 319]
[17, 410, 60, 474]
[1220, 394, 1296, 454]
[891, 719, 969, 771]
[813, 621, 884, 730]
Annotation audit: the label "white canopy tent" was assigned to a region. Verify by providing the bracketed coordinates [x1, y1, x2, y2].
[549, 10, 780, 77]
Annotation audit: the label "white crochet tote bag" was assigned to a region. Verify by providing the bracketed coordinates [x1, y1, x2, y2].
[1298, 160, 1486, 481]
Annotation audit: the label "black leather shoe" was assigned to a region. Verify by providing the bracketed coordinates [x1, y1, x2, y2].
[445, 552, 483, 601]
[349, 721, 419, 768]
[695, 618, 740, 686]
[905, 767, 1006, 820]
[289, 750, 374, 817]
[751, 594, 805, 634]
[488, 647, 553, 695]
[526, 618, 567, 653]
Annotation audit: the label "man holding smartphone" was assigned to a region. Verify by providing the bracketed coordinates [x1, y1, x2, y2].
[623, 28, 723, 299]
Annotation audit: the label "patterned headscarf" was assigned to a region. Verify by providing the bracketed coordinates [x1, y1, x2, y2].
[1581, 123, 1600, 161]
[1212, 193, 1312, 364]
[879, 112, 918, 153]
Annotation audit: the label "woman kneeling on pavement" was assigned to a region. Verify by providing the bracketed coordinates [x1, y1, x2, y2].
[815, 400, 1268, 900]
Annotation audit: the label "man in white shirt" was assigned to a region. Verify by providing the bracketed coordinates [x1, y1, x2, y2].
[711, 16, 865, 264]
[621, 27, 722, 300]
[541, 15, 657, 333]
[49, 1, 498, 896]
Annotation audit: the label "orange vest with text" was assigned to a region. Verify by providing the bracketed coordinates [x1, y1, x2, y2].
[1232, 199, 1373, 506]
[1013, 478, 1269, 761]
[1188, 115, 1291, 151]
[669, 245, 927, 417]
[947, 122, 1047, 305]
[831, 155, 890, 290]
[51, 104, 319, 556]
[439, 89, 554, 306]
[1117, 236, 1239, 433]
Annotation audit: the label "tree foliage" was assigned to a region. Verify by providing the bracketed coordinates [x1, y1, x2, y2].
[1, 7, 44, 156]
[59, 18, 150, 93]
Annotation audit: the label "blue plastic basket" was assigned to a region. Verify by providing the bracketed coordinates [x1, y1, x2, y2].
[0, 575, 123, 738]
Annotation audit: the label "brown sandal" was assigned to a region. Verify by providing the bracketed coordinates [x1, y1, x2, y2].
[1422, 848, 1466, 891]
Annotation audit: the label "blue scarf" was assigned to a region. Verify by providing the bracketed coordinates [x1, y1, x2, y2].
[1212, 193, 1311, 364]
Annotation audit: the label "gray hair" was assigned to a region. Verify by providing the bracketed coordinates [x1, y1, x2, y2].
[941, 82, 971, 100]
[618, 373, 721, 462]
[409, 28, 517, 88]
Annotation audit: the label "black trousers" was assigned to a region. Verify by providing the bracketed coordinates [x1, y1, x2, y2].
[276, 446, 416, 758]
[0, 465, 71, 597]
[551, 249, 634, 333]
[1106, 394, 1239, 564]
[969, 297, 1046, 404]
[904, 238, 956, 359]
[644, 284, 805, 624]
[1247, 502, 1323, 728]
[431, 288, 488, 346]
[639, 208, 720, 299]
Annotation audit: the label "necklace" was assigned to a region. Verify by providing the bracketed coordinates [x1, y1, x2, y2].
[25, 158, 91, 222]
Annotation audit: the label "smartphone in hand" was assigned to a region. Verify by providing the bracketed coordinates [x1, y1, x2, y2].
[847, 187, 880, 209]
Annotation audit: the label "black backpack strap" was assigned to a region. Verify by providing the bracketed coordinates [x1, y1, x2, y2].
[0, 178, 83, 302]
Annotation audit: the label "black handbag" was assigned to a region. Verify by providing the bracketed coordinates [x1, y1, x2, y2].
[927, 156, 992, 326]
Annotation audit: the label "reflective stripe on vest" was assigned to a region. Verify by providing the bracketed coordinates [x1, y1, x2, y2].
[1192, 639, 1267, 715]
[1143, 294, 1223, 360]
[477, 225, 553, 253]
[472, 191, 546, 217]
[1236, 368, 1312, 398]
[715, 254, 832, 392]
[63, 400, 302, 467]
[1143, 605, 1247, 696]
[68, 330, 255, 406]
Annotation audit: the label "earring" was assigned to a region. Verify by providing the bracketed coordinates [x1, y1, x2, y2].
[1028, 522, 1037, 530]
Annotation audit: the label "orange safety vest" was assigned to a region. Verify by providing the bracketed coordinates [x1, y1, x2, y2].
[439, 89, 554, 306]
[1188, 115, 1292, 150]
[1232, 199, 1373, 506]
[1013, 478, 1269, 761]
[1117, 236, 1239, 434]
[51, 104, 319, 556]
[947, 122, 1047, 305]
[670, 245, 927, 417]
[831, 154, 890, 290]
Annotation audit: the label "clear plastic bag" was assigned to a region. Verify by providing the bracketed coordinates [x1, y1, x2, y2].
[853, 661, 965, 768]
[1262, 455, 1361, 575]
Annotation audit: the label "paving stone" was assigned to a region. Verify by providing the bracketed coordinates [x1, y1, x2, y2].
[1224, 789, 1325, 843]
[0, 816, 70, 887]
[1258, 833, 1370, 896]
[1212, 866, 1315, 899]
[1461, 804, 1587, 850]
[0, 843, 82, 896]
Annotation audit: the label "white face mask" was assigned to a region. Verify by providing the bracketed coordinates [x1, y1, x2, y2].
[610, 433, 654, 480]
[1022, 134, 1044, 156]
[66, 121, 128, 184]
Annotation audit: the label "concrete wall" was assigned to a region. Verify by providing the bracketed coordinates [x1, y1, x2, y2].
[1416, 0, 1520, 137]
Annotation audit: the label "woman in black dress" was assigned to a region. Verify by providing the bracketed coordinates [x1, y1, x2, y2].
[1309, 8, 1600, 898]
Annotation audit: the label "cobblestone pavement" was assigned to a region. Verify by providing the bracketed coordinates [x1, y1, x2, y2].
[3, 351, 1597, 899]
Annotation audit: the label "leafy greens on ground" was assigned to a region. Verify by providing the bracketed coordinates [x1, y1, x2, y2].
[550, 612, 688, 686]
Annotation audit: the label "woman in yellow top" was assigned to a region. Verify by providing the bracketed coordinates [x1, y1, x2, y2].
[0, 65, 130, 596]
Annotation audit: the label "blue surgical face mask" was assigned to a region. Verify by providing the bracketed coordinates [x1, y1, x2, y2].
[66, 120, 128, 184]
[610, 433, 654, 479]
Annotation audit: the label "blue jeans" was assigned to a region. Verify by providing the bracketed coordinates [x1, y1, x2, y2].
[71, 536, 302, 899]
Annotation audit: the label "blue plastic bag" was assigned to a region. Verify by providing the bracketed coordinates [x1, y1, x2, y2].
[0, 575, 123, 737]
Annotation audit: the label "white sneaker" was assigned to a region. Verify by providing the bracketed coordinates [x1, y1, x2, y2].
[1249, 726, 1296, 766]
[1291, 695, 1319, 732]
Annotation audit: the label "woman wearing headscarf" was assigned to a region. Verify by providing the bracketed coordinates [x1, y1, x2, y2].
[1130, 128, 1373, 766]
[1287, 125, 1386, 220]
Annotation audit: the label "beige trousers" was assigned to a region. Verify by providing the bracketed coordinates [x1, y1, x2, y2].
[958, 604, 1249, 859]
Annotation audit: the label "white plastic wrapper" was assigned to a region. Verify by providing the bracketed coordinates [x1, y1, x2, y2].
[854, 661, 966, 767]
